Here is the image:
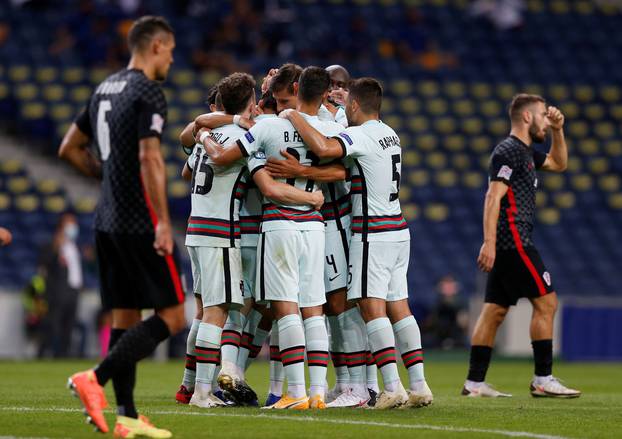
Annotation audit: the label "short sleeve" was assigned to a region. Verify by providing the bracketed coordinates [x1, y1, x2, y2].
[488, 150, 515, 186]
[137, 82, 167, 140]
[236, 123, 265, 157]
[247, 149, 267, 178]
[186, 145, 199, 170]
[333, 128, 367, 159]
[74, 96, 93, 138]
[335, 107, 348, 128]
[533, 149, 547, 170]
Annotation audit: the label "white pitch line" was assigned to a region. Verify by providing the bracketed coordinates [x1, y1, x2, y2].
[0, 406, 575, 439]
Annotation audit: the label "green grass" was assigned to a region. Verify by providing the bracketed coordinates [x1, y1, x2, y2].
[0, 358, 620, 438]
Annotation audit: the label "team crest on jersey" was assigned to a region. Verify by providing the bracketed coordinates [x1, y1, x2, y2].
[339, 132, 353, 145]
[150, 113, 164, 134]
[543, 271, 551, 286]
[497, 165, 513, 180]
[245, 132, 255, 143]
[253, 151, 266, 159]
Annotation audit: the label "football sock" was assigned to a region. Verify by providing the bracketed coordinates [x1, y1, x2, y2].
[532, 339, 553, 377]
[340, 308, 367, 388]
[108, 328, 137, 419]
[246, 327, 269, 370]
[221, 310, 244, 374]
[466, 345, 493, 383]
[393, 315, 425, 390]
[182, 319, 200, 390]
[237, 309, 262, 373]
[304, 315, 330, 398]
[366, 351, 379, 393]
[366, 317, 400, 392]
[269, 321, 284, 396]
[194, 322, 222, 395]
[95, 315, 169, 387]
[327, 315, 349, 391]
[278, 314, 306, 398]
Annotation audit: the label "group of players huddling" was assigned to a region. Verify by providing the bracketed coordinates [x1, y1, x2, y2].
[58, 16, 580, 439]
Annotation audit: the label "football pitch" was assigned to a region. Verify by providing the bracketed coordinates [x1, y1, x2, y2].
[1, 357, 620, 439]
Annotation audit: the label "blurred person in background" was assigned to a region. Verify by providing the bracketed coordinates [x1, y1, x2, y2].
[424, 275, 468, 349]
[37, 212, 83, 358]
[0, 227, 12, 246]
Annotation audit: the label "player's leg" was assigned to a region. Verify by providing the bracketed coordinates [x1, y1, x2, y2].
[245, 308, 271, 371]
[267, 319, 285, 405]
[236, 246, 261, 375]
[261, 231, 308, 409]
[109, 309, 142, 416]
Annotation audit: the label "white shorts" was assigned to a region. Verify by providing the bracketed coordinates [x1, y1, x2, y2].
[324, 228, 351, 294]
[188, 246, 244, 307]
[347, 240, 410, 302]
[256, 229, 325, 308]
[241, 246, 257, 300]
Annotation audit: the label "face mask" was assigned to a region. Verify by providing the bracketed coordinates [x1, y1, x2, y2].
[64, 223, 79, 241]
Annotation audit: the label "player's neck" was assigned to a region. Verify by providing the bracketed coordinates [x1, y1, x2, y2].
[127, 56, 157, 81]
[296, 101, 320, 116]
[355, 113, 379, 126]
[509, 129, 532, 147]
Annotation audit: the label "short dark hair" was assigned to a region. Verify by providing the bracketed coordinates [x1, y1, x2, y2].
[349, 77, 383, 114]
[259, 90, 277, 113]
[270, 63, 302, 94]
[509, 93, 546, 122]
[206, 86, 219, 106]
[127, 15, 174, 52]
[298, 66, 330, 103]
[218, 73, 256, 115]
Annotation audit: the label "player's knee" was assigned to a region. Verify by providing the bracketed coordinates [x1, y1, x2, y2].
[533, 293, 558, 317]
[486, 305, 508, 326]
[158, 304, 187, 334]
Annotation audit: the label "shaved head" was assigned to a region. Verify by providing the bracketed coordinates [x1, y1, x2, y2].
[325, 65, 350, 91]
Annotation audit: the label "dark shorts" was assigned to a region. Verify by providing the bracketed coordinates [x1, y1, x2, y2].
[485, 246, 554, 307]
[96, 231, 185, 310]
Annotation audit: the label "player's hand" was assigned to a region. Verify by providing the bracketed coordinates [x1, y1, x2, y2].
[279, 109, 296, 120]
[477, 242, 496, 272]
[261, 68, 279, 94]
[195, 127, 210, 144]
[238, 116, 255, 130]
[309, 190, 324, 211]
[265, 150, 304, 179]
[322, 98, 338, 116]
[0, 227, 12, 247]
[547, 106, 564, 131]
[329, 88, 348, 106]
[154, 221, 174, 256]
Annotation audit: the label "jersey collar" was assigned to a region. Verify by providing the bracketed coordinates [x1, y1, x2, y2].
[510, 135, 530, 150]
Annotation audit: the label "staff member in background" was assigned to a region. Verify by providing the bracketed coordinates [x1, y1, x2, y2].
[0, 227, 11, 246]
[37, 212, 83, 358]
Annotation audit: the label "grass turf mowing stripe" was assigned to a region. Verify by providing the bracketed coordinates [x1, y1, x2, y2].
[0, 407, 574, 439]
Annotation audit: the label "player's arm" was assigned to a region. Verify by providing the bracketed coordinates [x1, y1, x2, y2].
[280, 110, 345, 159]
[58, 123, 102, 179]
[252, 168, 324, 210]
[179, 121, 197, 148]
[477, 181, 508, 272]
[540, 106, 567, 173]
[181, 163, 192, 181]
[195, 113, 254, 130]
[265, 150, 346, 182]
[197, 130, 245, 167]
[139, 137, 173, 256]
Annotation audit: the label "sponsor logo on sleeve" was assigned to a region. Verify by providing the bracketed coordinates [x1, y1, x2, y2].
[150, 113, 164, 134]
[497, 165, 513, 180]
[245, 132, 255, 143]
[339, 132, 353, 145]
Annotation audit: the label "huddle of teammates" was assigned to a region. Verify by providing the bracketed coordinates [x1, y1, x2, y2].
[174, 63, 433, 410]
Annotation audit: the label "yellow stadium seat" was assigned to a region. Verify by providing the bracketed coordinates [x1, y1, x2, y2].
[479, 154, 491, 170]
[469, 136, 490, 153]
[496, 83, 516, 100]
[403, 151, 421, 166]
[595, 121, 615, 139]
[543, 174, 565, 191]
[15, 194, 39, 212]
[42, 84, 65, 102]
[599, 174, 621, 192]
[408, 116, 429, 133]
[434, 116, 456, 134]
[43, 195, 67, 213]
[527, 0, 545, 12]
[462, 118, 483, 135]
[424, 203, 449, 222]
[588, 157, 609, 174]
[400, 133, 411, 148]
[7, 176, 30, 194]
[575, 0, 595, 14]
[609, 193, 622, 210]
[166, 126, 182, 144]
[453, 99, 474, 117]
[444, 81, 465, 98]
[199, 70, 221, 88]
[462, 171, 484, 189]
[568, 121, 589, 139]
[470, 83, 491, 99]
[169, 180, 191, 198]
[427, 98, 448, 116]
[536, 192, 547, 208]
[21, 102, 46, 119]
[382, 97, 394, 113]
[16, 83, 38, 100]
[417, 134, 437, 152]
[391, 79, 412, 96]
[571, 174, 593, 191]
[480, 100, 502, 118]
[408, 169, 430, 187]
[538, 207, 560, 225]
[0, 193, 10, 210]
[70, 85, 92, 103]
[0, 83, 8, 100]
[452, 153, 470, 170]
[566, 156, 582, 173]
[74, 196, 97, 214]
[417, 80, 439, 98]
[398, 185, 411, 201]
[401, 202, 418, 221]
[600, 85, 620, 103]
[166, 164, 179, 180]
[574, 85, 595, 103]
[400, 98, 420, 115]
[584, 104, 605, 121]
[180, 88, 204, 105]
[489, 118, 508, 136]
[559, 101, 579, 119]
[175, 147, 191, 161]
[171, 69, 195, 87]
[90, 68, 111, 85]
[9, 65, 31, 82]
[50, 103, 74, 121]
[167, 107, 182, 124]
[578, 138, 599, 155]
[426, 152, 447, 169]
[384, 115, 402, 131]
[62, 67, 85, 84]
[524, 84, 544, 96]
[548, 84, 569, 101]
[605, 140, 622, 157]
[609, 104, 622, 120]
[553, 192, 576, 209]
[435, 170, 457, 187]
[445, 135, 465, 152]
[35, 67, 58, 83]
[37, 179, 60, 195]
